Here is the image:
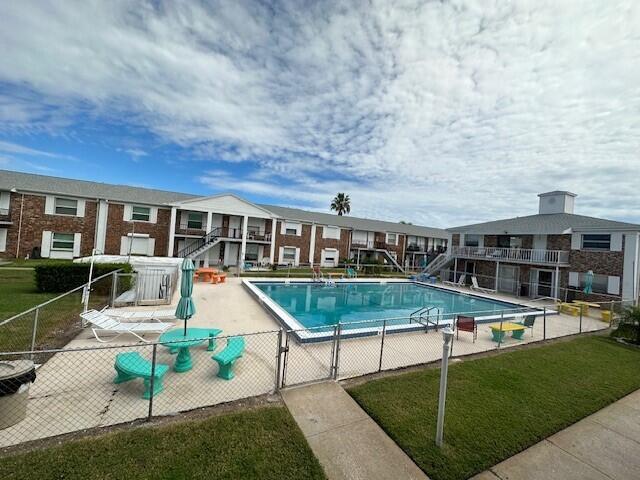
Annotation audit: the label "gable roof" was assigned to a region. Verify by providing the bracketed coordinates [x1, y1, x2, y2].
[0, 169, 195, 205]
[448, 213, 640, 235]
[170, 193, 276, 218]
[260, 204, 448, 238]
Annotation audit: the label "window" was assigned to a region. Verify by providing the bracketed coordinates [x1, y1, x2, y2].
[580, 273, 609, 294]
[131, 206, 151, 222]
[464, 234, 480, 247]
[386, 233, 397, 245]
[283, 247, 296, 262]
[52, 233, 74, 250]
[323, 226, 340, 240]
[54, 198, 78, 216]
[245, 244, 259, 261]
[187, 212, 203, 229]
[582, 234, 611, 251]
[497, 235, 522, 249]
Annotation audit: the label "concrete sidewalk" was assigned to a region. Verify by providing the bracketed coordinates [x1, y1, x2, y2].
[281, 381, 428, 480]
[473, 389, 640, 480]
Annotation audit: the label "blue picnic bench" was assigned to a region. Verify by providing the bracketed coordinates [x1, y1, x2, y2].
[212, 337, 245, 380]
[114, 352, 169, 399]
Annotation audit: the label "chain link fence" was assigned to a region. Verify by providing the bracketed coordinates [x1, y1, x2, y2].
[0, 294, 629, 449]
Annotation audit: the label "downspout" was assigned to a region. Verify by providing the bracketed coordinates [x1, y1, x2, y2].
[15, 192, 24, 259]
[93, 198, 101, 253]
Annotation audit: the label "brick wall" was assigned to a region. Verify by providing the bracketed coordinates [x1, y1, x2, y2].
[547, 234, 571, 251]
[2, 192, 97, 259]
[451, 234, 460, 247]
[313, 226, 351, 263]
[273, 221, 312, 264]
[104, 203, 171, 256]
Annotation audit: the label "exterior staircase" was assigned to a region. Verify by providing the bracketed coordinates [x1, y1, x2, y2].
[381, 249, 405, 273]
[421, 252, 453, 276]
[177, 227, 223, 259]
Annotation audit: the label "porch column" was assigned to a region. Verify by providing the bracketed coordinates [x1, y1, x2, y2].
[240, 215, 248, 271]
[453, 257, 458, 282]
[309, 224, 317, 266]
[269, 218, 277, 264]
[495, 261, 500, 291]
[167, 206, 177, 257]
[206, 211, 213, 233]
[554, 265, 560, 299]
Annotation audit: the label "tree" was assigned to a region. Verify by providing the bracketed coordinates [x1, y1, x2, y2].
[330, 193, 351, 216]
[399, 220, 413, 225]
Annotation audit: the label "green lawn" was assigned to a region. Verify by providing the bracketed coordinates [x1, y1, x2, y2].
[0, 258, 72, 268]
[0, 406, 326, 480]
[0, 268, 107, 352]
[0, 269, 57, 321]
[348, 336, 640, 480]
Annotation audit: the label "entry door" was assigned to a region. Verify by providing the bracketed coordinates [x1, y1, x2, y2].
[535, 270, 554, 297]
[498, 265, 519, 294]
[464, 261, 475, 285]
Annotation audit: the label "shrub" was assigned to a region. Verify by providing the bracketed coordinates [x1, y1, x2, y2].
[611, 306, 640, 345]
[35, 262, 133, 293]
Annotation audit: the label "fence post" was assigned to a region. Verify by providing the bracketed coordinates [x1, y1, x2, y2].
[110, 271, 117, 307]
[435, 328, 454, 447]
[609, 301, 614, 328]
[333, 324, 342, 380]
[378, 320, 387, 372]
[148, 344, 157, 421]
[497, 311, 504, 348]
[274, 330, 283, 392]
[29, 308, 40, 358]
[543, 307, 547, 340]
[579, 307, 583, 333]
[329, 325, 338, 379]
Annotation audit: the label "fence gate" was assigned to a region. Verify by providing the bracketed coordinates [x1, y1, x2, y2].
[280, 328, 338, 388]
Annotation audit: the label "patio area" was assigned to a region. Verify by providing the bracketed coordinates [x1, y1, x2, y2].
[0, 278, 609, 448]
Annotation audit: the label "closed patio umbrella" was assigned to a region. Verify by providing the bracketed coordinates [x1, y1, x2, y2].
[583, 270, 594, 295]
[175, 258, 196, 336]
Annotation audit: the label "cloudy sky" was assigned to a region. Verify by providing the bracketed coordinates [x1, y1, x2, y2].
[0, 0, 639, 227]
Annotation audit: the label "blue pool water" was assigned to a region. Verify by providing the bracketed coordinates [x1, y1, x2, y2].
[255, 281, 525, 331]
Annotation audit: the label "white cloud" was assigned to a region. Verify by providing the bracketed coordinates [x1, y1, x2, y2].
[0, 0, 639, 226]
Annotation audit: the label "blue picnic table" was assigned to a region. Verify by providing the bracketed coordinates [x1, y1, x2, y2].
[159, 328, 222, 372]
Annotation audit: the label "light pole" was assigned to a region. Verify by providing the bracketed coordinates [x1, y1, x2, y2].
[436, 327, 454, 447]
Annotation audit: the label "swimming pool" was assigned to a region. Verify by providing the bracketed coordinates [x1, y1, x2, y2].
[245, 280, 538, 342]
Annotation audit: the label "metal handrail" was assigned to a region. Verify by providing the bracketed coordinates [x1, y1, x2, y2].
[176, 227, 223, 258]
[450, 246, 569, 265]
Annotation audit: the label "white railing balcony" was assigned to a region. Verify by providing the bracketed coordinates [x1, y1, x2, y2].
[450, 246, 569, 266]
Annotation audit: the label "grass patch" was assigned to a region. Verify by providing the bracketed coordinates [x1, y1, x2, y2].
[348, 336, 640, 480]
[0, 269, 57, 321]
[0, 406, 326, 480]
[0, 269, 109, 352]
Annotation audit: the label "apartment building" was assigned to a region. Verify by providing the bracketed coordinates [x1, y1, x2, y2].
[0, 170, 448, 270]
[445, 191, 640, 301]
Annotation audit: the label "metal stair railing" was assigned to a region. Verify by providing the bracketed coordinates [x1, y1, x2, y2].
[176, 227, 223, 258]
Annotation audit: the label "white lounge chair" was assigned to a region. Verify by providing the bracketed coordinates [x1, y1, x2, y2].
[81, 309, 174, 343]
[443, 274, 466, 287]
[103, 308, 176, 321]
[470, 276, 497, 294]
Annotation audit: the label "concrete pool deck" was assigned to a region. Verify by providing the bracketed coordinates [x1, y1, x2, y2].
[0, 277, 610, 447]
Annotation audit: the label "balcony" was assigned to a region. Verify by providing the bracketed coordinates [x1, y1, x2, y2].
[450, 246, 569, 266]
[351, 240, 389, 250]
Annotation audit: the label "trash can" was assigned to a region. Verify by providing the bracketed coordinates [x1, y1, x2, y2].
[0, 360, 36, 429]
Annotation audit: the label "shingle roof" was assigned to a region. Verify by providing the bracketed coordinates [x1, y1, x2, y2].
[448, 213, 640, 234]
[260, 204, 448, 238]
[0, 169, 448, 238]
[0, 169, 196, 205]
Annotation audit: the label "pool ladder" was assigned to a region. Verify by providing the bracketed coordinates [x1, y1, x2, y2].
[409, 306, 443, 331]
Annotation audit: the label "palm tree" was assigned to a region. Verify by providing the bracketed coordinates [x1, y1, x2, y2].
[330, 193, 351, 216]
